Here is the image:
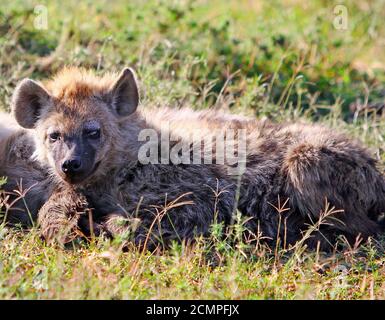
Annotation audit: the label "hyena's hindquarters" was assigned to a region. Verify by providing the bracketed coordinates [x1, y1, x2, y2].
[283, 138, 385, 246]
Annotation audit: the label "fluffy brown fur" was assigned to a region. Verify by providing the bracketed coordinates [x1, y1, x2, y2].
[38, 187, 91, 244]
[0, 113, 20, 142]
[0, 127, 54, 226]
[3, 67, 385, 251]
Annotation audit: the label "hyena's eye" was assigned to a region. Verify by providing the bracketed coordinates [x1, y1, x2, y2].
[84, 129, 101, 140]
[48, 132, 61, 143]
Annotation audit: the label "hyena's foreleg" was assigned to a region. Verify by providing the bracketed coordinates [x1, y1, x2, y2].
[38, 188, 94, 244]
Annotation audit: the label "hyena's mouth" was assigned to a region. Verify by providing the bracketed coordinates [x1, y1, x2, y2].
[60, 161, 102, 185]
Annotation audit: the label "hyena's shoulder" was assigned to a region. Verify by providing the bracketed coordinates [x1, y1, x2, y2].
[0, 118, 55, 227]
[0, 112, 35, 169]
[0, 121, 48, 191]
[0, 128, 36, 164]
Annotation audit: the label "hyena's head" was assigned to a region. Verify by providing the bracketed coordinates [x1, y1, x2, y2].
[11, 67, 139, 185]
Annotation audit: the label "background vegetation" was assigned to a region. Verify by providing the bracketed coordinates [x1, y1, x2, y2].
[0, 0, 385, 299]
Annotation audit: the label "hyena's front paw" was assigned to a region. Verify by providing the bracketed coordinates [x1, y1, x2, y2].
[38, 189, 90, 244]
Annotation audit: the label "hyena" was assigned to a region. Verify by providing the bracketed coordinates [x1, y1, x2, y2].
[4, 66, 385, 250]
[4, 68, 237, 247]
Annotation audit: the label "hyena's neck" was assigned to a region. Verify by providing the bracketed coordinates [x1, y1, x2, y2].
[116, 110, 161, 163]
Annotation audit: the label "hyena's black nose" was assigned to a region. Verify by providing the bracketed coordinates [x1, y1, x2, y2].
[62, 158, 82, 175]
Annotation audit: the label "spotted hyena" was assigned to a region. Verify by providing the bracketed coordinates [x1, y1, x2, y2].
[3, 66, 385, 250]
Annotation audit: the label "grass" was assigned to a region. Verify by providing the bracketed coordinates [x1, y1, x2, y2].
[2, 224, 385, 299]
[0, 0, 385, 299]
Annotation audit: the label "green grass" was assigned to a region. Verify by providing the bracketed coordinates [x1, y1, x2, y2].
[1, 0, 385, 299]
[1, 226, 385, 299]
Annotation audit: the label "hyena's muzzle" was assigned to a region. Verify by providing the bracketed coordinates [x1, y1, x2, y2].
[50, 121, 102, 184]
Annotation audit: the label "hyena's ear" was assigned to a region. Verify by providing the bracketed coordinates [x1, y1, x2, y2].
[12, 79, 51, 129]
[108, 68, 139, 117]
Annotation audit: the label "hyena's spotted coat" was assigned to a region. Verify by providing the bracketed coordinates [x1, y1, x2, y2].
[1, 67, 385, 250]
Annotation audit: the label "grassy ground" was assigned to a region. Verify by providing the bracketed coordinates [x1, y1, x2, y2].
[1, 0, 385, 299]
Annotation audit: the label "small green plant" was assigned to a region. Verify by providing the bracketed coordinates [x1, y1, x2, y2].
[0, 177, 6, 187]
